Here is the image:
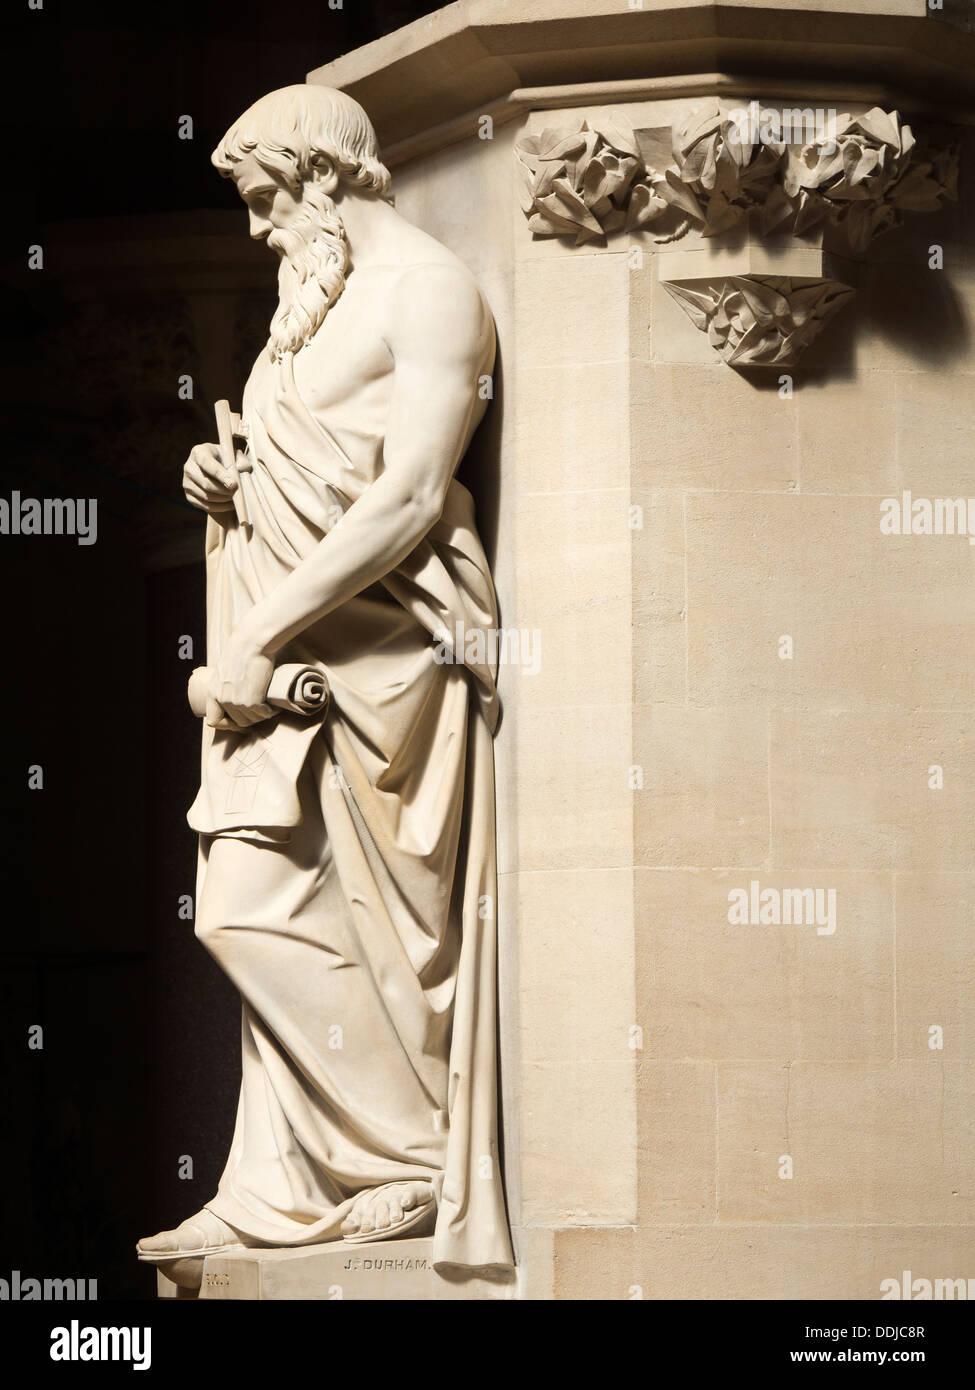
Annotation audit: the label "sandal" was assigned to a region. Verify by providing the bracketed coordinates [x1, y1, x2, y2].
[136, 1208, 246, 1263]
[342, 1182, 436, 1244]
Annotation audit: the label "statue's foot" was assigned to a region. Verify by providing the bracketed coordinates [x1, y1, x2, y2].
[340, 1180, 435, 1244]
[136, 1207, 247, 1263]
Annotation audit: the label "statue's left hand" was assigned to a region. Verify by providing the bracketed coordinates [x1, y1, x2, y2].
[207, 633, 275, 729]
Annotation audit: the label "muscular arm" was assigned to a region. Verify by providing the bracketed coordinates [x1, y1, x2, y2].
[211, 263, 491, 726]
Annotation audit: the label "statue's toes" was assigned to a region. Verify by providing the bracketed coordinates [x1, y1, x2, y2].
[136, 1229, 179, 1254]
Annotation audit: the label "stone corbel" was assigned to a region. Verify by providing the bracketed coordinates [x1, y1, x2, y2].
[515, 102, 959, 367]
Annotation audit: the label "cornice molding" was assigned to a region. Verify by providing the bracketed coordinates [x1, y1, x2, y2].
[309, 1, 975, 167]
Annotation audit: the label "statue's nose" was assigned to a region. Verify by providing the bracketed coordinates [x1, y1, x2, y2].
[248, 209, 270, 239]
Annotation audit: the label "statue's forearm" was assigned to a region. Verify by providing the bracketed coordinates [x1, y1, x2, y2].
[239, 470, 444, 657]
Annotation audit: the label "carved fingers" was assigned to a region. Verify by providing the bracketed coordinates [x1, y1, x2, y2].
[183, 442, 238, 513]
[206, 698, 274, 730]
[204, 696, 274, 732]
[205, 643, 275, 730]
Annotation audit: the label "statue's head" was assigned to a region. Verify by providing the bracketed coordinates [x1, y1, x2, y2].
[212, 85, 392, 360]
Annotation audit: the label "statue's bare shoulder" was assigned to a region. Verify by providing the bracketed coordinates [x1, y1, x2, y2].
[298, 239, 494, 416]
[380, 247, 495, 377]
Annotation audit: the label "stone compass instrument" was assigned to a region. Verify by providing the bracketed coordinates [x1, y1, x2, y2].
[214, 397, 251, 529]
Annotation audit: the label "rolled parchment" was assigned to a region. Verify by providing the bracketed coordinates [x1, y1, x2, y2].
[188, 662, 330, 720]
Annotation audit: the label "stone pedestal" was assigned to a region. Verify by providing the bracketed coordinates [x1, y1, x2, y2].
[156, 1239, 515, 1301]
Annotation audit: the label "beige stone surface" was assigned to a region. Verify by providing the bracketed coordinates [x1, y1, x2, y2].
[895, 370, 975, 494]
[503, 489, 630, 710]
[637, 1060, 717, 1224]
[496, 705, 632, 875]
[512, 363, 629, 494]
[519, 1059, 638, 1224]
[502, 865, 638, 1227]
[509, 1226, 555, 1299]
[796, 375, 899, 495]
[685, 493, 975, 710]
[392, 119, 518, 280]
[631, 362, 799, 493]
[631, 490, 687, 706]
[510, 867, 634, 1064]
[895, 874, 975, 1058]
[649, 260, 722, 366]
[635, 869, 895, 1061]
[633, 705, 770, 868]
[770, 711, 975, 871]
[716, 1061, 975, 1225]
[551, 1224, 975, 1300]
[515, 253, 630, 367]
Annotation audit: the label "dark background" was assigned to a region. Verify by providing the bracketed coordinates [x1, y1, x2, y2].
[2, 0, 441, 1300]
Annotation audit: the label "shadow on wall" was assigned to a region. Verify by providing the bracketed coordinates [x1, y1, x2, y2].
[459, 348, 503, 578]
[741, 206, 971, 390]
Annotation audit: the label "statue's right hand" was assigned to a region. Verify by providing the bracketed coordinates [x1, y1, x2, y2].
[182, 443, 238, 514]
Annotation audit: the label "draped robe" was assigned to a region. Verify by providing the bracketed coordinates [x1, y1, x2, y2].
[186, 345, 512, 1272]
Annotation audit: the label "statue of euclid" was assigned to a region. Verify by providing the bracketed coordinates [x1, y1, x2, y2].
[137, 85, 511, 1273]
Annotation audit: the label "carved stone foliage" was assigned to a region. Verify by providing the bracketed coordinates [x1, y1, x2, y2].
[774, 111, 958, 251]
[516, 102, 958, 253]
[658, 104, 958, 252]
[516, 101, 958, 365]
[663, 276, 857, 368]
[515, 120, 669, 245]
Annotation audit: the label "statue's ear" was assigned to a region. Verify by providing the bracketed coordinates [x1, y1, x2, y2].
[310, 156, 339, 195]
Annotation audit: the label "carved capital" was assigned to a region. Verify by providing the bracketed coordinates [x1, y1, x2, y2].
[515, 101, 959, 365]
[515, 120, 673, 245]
[663, 276, 856, 368]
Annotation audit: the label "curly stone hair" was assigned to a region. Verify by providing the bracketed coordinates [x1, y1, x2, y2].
[212, 84, 392, 198]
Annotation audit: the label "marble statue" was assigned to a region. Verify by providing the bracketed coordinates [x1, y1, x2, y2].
[136, 84, 512, 1275]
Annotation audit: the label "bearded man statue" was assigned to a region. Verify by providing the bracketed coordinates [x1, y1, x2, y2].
[137, 84, 512, 1275]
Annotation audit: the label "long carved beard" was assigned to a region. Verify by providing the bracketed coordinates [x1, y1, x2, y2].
[266, 186, 349, 360]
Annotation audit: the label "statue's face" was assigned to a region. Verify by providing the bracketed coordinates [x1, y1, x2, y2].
[230, 150, 349, 358]
[233, 155, 305, 241]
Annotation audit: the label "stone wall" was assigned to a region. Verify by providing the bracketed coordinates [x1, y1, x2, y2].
[314, 2, 975, 1299]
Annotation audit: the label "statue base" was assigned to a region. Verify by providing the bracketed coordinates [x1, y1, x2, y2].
[154, 1237, 516, 1301]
